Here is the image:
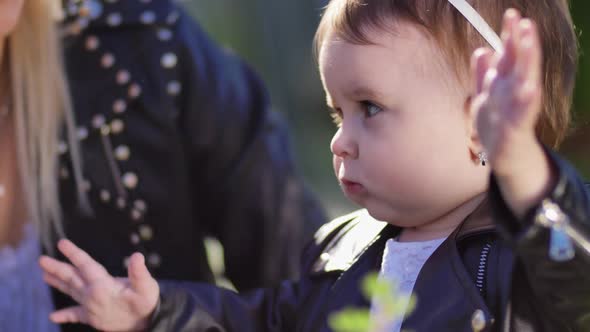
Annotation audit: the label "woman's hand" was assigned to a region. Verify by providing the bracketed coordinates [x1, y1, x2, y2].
[39, 239, 159, 332]
[470, 8, 556, 218]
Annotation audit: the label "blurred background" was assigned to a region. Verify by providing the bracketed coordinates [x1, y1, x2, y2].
[183, 0, 590, 219]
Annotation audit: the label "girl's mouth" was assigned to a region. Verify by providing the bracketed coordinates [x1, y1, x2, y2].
[340, 179, 366, 196]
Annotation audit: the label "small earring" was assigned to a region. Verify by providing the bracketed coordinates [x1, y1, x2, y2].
[478, 152, 488, 166]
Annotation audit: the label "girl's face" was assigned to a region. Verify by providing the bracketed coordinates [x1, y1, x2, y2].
[319, 22, 489, 227]
[0, 0, 25, 38]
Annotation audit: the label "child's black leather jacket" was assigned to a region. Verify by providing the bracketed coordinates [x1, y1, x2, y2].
[150, 151, 590, 332]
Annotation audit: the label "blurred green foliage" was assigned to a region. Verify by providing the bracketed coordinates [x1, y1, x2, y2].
[328, 272, 415, 332]
[184, 0, 590, 218]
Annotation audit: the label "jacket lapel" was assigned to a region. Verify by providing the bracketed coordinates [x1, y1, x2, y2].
[310, 220, 397, 331]
[402, 233, 494, 331]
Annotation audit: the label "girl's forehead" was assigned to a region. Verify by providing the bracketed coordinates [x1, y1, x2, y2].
[320, 24, 452, 81]
[318, 24, 467, 103]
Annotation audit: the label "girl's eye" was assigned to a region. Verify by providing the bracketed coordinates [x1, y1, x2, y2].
[361, 101, 382, 118]
[328, 107, 342, 127]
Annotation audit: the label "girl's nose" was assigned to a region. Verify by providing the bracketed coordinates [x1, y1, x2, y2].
[330, 126, 358, 159]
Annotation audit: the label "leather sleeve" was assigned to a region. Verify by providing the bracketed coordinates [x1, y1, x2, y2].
[146, 213, 363, 332]
[489, 149, 590, 330]
[148, 279, 299, 332]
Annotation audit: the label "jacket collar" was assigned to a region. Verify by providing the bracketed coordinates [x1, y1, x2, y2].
[312, 199, 496, 274]
[455, 198, 496, 240]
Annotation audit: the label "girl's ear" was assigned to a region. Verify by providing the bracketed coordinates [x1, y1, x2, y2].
[464, 95, 482, 163]
[466, 47, 494, 163]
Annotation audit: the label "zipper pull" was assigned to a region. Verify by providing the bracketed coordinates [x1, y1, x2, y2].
[535, 199, 575, 262]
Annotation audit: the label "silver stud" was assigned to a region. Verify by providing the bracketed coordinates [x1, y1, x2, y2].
[139, 225, 153, 241]
[130, 233, 140, 245]
[131, 209, 142, 221]
[147, 253, 161, 267]
[140, 11, 156, 24]
[110, 119, 125, 134]
[161, 53, 177, 69]
[471, 309, 487, 332]
[100, 189, 111, 202]
[114, 145, 130, 161]
[116, 197, 126, 209]
[320, 252, 331, 261]
[128, 84, 142, 99]
[167, 81, 181, 96]
[113, 99, 127, 114]
[116, 70, 130, 85]
[58, 141, 68, 154]
[101, 53, 115, 68]
[85, 36, 100, 51]
[166, 11, 179, 24]
[106, 12, 122, 27]
[100, 125, 111, 136]
[77, 127, 89, 140]
[122, 172, 138, 189]
[92, 114, 106, 129]
[134, 200, 147, 213]
[157, 28, 172, 41]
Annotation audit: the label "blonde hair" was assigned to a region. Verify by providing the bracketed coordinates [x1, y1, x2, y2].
[6, 0, 88, 250]
[315, 0, 578, 148]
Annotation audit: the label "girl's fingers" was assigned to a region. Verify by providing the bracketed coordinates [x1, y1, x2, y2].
[497, 9, 520, 76]
[501, 8, 521, 41]
[513, 19, 534, 83]
[49, 306, 89, 325]
[517, 81, 539, 107]
[39, 256, 84, 287]
[519, 20, 542, 86]
[471, 48, 494, 94]
[57, 239, 110, 284]
[127, 252, 157, 296]
[513, 20, 542, 121]
[43, 272, 85, 304]
[39, 256, 86, 301]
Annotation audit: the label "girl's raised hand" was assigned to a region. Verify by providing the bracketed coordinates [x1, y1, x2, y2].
[470, 9, 555, 217]
[39, 239, 159, 332]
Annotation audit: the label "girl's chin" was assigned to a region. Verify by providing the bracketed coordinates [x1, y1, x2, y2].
[363, 204, 397, 223]
[364, 205, 416, 226]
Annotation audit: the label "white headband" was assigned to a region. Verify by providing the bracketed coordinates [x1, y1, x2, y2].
[447, 0, 503, 52]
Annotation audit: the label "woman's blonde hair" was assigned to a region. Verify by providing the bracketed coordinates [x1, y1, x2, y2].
[6, 0, 88, 250]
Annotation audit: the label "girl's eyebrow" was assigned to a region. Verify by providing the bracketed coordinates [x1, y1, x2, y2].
[325, 85, 384, 109]
[348, 86, 383, 100]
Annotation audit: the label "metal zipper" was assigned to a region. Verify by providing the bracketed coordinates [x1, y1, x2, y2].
[476, 242, 492, 298]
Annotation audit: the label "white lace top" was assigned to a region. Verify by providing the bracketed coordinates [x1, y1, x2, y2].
[370, 237, 446, 332]
[0, 224, 60, 332]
